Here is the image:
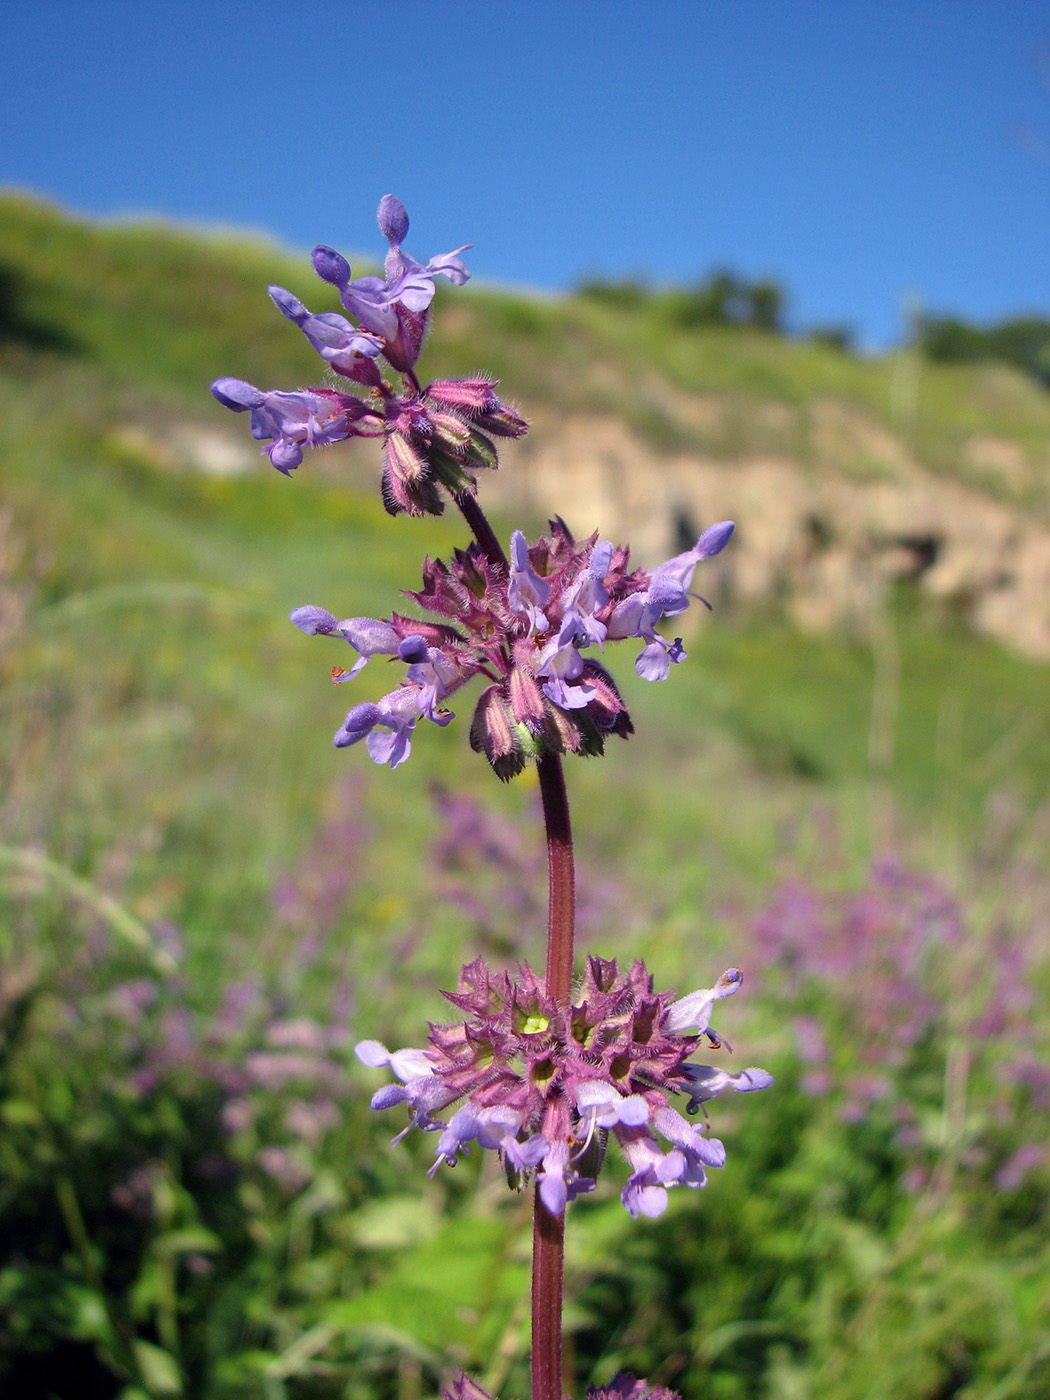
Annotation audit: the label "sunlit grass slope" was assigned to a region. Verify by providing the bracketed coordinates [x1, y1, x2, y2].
[2, 190, 1047, 951]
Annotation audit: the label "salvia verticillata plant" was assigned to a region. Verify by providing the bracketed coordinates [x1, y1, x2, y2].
[212, 193, 772, 1400]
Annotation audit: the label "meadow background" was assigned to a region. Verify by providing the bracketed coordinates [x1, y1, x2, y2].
[0, 186, 1048, 1400]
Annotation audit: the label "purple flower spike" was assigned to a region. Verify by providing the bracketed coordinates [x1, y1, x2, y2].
[292, 520, 731, 773]
[213, 199, 527, 514]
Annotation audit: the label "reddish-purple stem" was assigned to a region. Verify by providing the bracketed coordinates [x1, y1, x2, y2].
[456, 494, 574, 1400]
[454, 491, 508, 571]
[533, 751, 576, 1400]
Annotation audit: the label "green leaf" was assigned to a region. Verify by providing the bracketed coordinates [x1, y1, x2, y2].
[132, 1339, 182, 1396]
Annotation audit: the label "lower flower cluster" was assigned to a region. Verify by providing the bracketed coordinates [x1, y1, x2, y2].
[444, 1370, 678, 1400]
[357, 955, 771, 1219]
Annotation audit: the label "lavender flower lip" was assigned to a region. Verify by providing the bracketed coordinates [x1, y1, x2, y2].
[355, 955, 771, 1219]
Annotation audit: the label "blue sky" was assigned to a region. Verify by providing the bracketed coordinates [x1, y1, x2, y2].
[3, 1, 1048, 348]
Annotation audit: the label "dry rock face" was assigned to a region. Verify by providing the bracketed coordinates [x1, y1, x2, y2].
[487, 402, 1050, 662]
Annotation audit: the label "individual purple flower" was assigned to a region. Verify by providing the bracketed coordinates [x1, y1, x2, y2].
[268, 285, 385, 385]
[334, 689, 424, 769]
[535, 615, 599, 711]
[312, 194, 470, 372]
[355, 1039, 454, 1141]
[400, 637, 462, 722]
[663, 966, 744, 1035]
[356, 955, 770, 1217]
[507, 528, 550, 634]
[563, 538, 613, 648]
[679, 1064, 775, 1113]
[430, 1104, 547, 1179]
[619, 1132, 688, 1219]
[210, 378, 369, 474]
[607, 522, 734, 680]
[289, 608, 402, 681]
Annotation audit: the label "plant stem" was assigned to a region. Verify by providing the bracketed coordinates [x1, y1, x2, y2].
[533, 751, 577, 1400]
[532, 1198, 566, 1400]
[455, 493, 574, 1399]
[454, 492, 508, 571]
[538, 753, 576, 1006]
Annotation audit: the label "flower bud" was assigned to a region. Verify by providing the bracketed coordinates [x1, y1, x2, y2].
[427, 444, 477, 498]
[384, 430, 427, 487]
[470, 686, 525, 781]
[311, 245, 351, 289]
[377, 194, 410, 246]
[508, 663, 546, 728]
[479, 403, 529, 439]
[463, 429, 499, 471]
[428, 409, 473, 454]
[580, 660, 634, 739]
[426, 379, 501, 414]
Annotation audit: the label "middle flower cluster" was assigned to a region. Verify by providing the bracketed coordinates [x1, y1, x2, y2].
[292, 517, 734, 778]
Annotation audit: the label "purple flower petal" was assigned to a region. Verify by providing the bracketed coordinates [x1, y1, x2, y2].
[290, 606, 338, 636]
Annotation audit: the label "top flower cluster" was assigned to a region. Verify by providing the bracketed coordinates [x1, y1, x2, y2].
[211, 195, 526, 516]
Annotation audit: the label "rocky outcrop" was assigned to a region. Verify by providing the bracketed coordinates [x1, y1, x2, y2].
[487, 403, 1050, 662]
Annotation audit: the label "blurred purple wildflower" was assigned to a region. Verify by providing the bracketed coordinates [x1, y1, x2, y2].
[743, 849, 1050, 1191]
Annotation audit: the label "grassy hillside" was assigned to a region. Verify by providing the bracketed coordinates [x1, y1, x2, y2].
[2, 191, 1047, 891]
[1, 192, 1048, 1399]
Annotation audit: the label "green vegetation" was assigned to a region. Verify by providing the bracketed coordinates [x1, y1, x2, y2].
[1, 193, 1048, 1399]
